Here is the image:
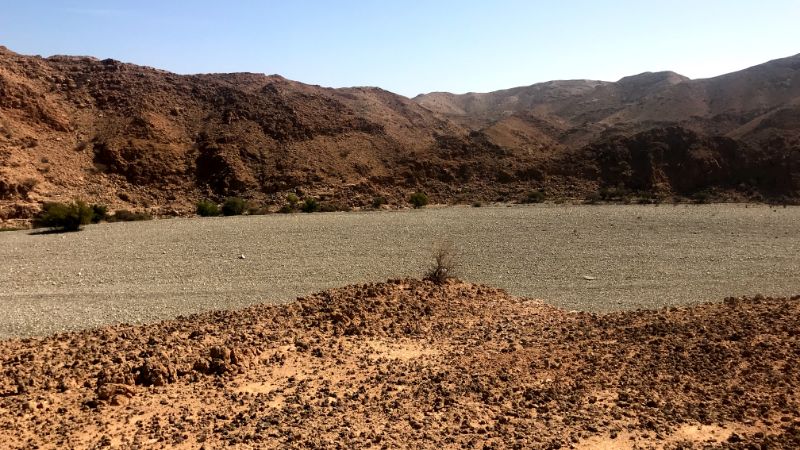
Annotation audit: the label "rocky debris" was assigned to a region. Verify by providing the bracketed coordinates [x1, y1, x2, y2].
[0, 280, 798, 448]
[95, 383, 135, 405]
[134, 358, 177, 387]
[193, 346, 244, 375]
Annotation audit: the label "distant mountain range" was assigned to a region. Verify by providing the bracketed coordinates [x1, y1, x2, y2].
[1, 46, 798, 220]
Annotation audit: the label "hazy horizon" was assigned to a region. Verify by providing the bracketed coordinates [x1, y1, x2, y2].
[1, 1, 798, 97]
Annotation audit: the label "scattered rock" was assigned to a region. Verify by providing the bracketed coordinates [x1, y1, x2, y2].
[0, 281, 797, 448]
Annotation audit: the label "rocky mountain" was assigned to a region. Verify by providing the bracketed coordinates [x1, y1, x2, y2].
[415, 54, 800, 134]
[1, 46, 799, 221]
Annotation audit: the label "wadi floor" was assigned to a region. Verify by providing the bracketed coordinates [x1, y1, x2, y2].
[2, 204, 799, 339]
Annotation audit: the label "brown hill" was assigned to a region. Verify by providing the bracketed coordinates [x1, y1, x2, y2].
[1, 46, 799, 221]
[415, 54, 800, 135]
[0, 46, 555, 220]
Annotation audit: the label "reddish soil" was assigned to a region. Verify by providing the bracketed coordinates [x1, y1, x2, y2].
[1, 279, 798, 449]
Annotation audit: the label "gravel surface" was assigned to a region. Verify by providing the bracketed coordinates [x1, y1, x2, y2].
[1, 204, 798, 338]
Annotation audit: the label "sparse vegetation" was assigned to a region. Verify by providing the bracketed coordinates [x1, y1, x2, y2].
[372, 196, 387, 209]
[319, 202, 347, 212]
[196, 199, 220, 217]
[90, 204, 108, 223]
[585, 192, 602, 204]
[521, 190, 546, 204]
[471, 201, 482, 207]
[247, 204, 269, 215]
[424, 243, 457, 284]
[32, 201, 93, 232]
[109, 210, 152, 222]
[221, 197, 247, 216]
[278, 193, 302, 213]
[409, 192, 429, 209]
[300, 197, 320, 213]
[599, 185, 630, 201]
[692, 190, 713, 204]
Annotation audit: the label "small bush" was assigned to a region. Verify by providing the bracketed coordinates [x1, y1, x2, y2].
[286, 193, 299, 207]
[300, 197, 320, 213]
[424, 243, 457, 284]
[692, 190, 712, 204]
[372, 196, 387, 209]
[599, 185, 631, 201]
[278, 204, 295, 214]
[196, 199, 220, 217]
[319, 202, 348, 212]
[33, 201, 93, 231]
[522, 190, 546, 204]
[409, 192, 429, 209]
[585, 192, 602, 204]
[247, 204, 269, 215]
[90, 204, 108, 223]
[110, 210, 152, 222]
[221, 197, 247, 216]
[472, 201, 482, 207]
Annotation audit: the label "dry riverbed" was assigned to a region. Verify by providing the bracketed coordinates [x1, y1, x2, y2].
[1, 204, 798, 338]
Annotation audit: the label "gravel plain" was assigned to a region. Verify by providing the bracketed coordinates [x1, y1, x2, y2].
[1, 204, 798, 338]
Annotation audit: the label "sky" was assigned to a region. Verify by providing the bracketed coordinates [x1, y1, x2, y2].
[1, 1, 799, 97]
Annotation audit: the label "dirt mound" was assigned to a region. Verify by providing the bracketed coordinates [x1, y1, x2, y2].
[1, 279, 798, 448]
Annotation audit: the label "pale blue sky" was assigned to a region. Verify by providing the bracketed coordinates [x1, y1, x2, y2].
[1, 1, 798, 97]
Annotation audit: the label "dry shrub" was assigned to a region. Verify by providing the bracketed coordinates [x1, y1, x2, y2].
[424, 243, 457, 284]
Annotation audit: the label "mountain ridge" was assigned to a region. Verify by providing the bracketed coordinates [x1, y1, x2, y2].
[1, 46, 798, 222]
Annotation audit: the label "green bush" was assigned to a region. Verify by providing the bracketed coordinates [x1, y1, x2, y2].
[409, 192, 429, 209]
[110, 210, 152, 222]
[90, 204, 108, 223]
[221, 197, 247, 216]
[247, 204, 269, 215]
[372, 196, 387, 209]
[196, 199, 220, 217]
[319, 202, 337, 212]
[300, 197, 320, 213]
[278, 204, 295, 214]
[522, 190, 546, 204]
[33, 201, 93, 231]
[286, 193, 299, 207]
[692, 190, 712, 204]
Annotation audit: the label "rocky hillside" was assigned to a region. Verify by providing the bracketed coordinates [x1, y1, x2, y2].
[1, 46, 799, 221]
[415, 54, 800, 139]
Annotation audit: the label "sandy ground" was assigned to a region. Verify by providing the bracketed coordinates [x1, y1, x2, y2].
[1, 204, 798, 338]
[0, 279, 798, 449]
